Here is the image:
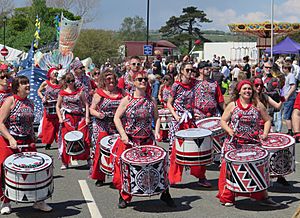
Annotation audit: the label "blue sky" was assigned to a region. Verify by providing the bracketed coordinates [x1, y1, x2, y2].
[14, 0, 299, 31]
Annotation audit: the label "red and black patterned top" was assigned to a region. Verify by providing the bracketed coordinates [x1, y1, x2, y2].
[118, 72, 134, 95]
[94, 88, 123, 134]
[124, 95, 154, 139]
[59, 89, 83, 115]
[170, 81, 195, 114]
[44, 80, 61, 101]
[75, 74, 93, 104]
[193, 79, 224, 119]
[0, 90, 11, 107]
[223, 99, 262, 154]
[8, 95, 34, 137]
[161, 85, 171, 108]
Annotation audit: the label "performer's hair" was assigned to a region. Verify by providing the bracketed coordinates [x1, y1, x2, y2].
[11, 75, 29, 94]
[62, 72, 77, 89]
[230, 80, 259, 107]
[250, 76, 267, 107]
[179, 62, 193, 82]
[98, 69, 118, 89]
[130, 56, 141, 62]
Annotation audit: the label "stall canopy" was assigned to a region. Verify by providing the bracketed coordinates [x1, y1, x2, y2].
[265, 37, 300, 54]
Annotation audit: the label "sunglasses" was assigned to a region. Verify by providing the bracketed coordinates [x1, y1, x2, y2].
[264, 66, 272, 69]
[93, 72, 100, 76]
[0, 75, 10, 79]
[66, 79, 75, 84]
[135, 77, 148, 82]
[185, 68, 193, 73]
[132, 62, 141, 66]
[254, 84, 264, 87]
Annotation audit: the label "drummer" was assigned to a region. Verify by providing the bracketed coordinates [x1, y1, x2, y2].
[37, 67, 61, 150]
[113, 70, 176, 209]
[0, 64, 11, 106]
[194, 61, 225, 121]
[217, 80, 280, 207]
[56, 72, 91, 170]
[0, 76, 52, 214]
[167, 62, 210, 187]
[89, 69, 124, 187]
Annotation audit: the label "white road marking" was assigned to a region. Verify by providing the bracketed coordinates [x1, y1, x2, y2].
[79, 180, 102, 218]
[71, 159, 79, 166]
[296, 161, 299, 164]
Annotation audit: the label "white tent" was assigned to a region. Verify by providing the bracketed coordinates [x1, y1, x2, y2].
[0, 44, 26, 63]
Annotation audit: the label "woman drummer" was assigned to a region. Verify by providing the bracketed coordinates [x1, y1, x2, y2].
[56, 72, 91, 170]
[37, 67, 61, 150]
[0, 65, 11, 106]
[217, 80, 280, 207]
[113, 70, 175, 209]
[0, 76, 52, 214]
[167, 62, 210, 187]
[89, 69, 124, 187]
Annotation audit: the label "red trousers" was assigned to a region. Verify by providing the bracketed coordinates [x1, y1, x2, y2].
[39, 110, 59, 144]
[0, 136, 36, 203]
[60, 114, 90, 165]
[112, 137, 154, 202]
[160, 129, 168, 141]
[216, 160, 267, 203]
[90, 132, 108, 181]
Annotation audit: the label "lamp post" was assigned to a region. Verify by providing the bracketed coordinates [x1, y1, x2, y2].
[271, 0, 274, 61]
[2, 16, 7, 61]
[146, 0, 150, 62]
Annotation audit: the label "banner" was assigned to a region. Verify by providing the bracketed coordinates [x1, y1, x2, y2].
[59, 13, 83, 55]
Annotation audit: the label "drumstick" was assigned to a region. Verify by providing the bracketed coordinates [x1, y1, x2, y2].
[228, 113, 242, 143]
[7, 144, 35, 149]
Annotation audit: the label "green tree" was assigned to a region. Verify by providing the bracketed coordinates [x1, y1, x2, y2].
[118, 16, 146, 41]
[74, 29, 121, 65]
[159, 6, 212, 52]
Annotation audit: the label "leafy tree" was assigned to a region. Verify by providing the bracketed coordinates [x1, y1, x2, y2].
[159, 6, 212, 52]
[74, 29, 121, 65]
[118, 16, 146, 41]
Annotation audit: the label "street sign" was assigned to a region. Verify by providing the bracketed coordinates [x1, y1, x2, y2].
[143, 45, 153, 56]
[1, 47, 8, 57]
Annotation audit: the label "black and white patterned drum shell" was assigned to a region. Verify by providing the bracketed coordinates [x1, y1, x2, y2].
[158, 109, 172, 130]
[64, 130, 85, 156]
[120, 145, 169, 196]
[175, 128, 213, 166]
[4, 152, 54, 203]
[225, 147, 270, 193]
[261, 133, 295, 176]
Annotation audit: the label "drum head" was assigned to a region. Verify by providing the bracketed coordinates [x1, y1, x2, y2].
[64, 131, 83, 142]
[196, 117, 221, 132]
[4, 152, 52, 172]
[158, 109, 171, 115]
[261, 133, 295, 150]
[175, 128, 212, 139]
[121, 145, 166, 165]
[225, 147, 268, 163]
[100, 134, 119, 149]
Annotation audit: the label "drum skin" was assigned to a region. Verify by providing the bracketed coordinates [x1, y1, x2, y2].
[175, 128, 213, 166]
[4, 152, 54, 203]
[64, 130, 85, 156]
[120, 145, 169, 196]
[100, 134, 119, 175]
[196, 117, 227, 154]
[261, 133, 295, 176]
[158, 109, 172, 130]
[225, 147, 270, 193]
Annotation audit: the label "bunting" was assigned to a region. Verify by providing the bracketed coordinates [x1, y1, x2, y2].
[34, 16, 41, 48]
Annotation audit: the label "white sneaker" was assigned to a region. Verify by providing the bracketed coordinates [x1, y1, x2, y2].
[1, 202, 12, 215]
[223, 202, 234, 207]
[60, 164, 68, 170]
[33, 201, 52, 212]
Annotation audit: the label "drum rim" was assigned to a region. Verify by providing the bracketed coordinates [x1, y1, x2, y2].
[196, 117, 222, 131]
[261, 133, 295, 149]
[4, 152, 53, 173]
[100, 134, 119, 148]
[64, 130, 84, 140]
[175, 128, 212, 138]
[225, 147, 269, 163]
[120, 145, 167, 164]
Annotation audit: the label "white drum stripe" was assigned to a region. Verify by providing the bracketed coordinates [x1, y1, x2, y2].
[78, 180, 102, 218]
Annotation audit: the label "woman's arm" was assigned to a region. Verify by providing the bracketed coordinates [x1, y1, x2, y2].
[220, 102, 234, 137]
[114, 96, 129, 144]
[89, 93, 104, 119]
[266, 95, 283, 110]
[56, 95, 63, 123]
[158, 84, 163, 102]
[37, 81, 47, 102]
[152, 98, 160, 141]
[258, 102, 271, 139]
[0, 97, 17, 148]
[167, 96, 180, 121]
[80, 92, 90, 124]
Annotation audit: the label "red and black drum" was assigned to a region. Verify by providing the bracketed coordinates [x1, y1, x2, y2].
[225, 147, 270, 193]
[120, 145, 168, 196]
[261, 133, 295, 176]
[99, 134, 119, 175]
[175, 128, 213, 166]
[158, 109, 172, 130]
[196, 117, 227, 161]
[4, 152, 54, 203]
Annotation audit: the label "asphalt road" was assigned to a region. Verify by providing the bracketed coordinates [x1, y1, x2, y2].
[3, 138, 300, 218]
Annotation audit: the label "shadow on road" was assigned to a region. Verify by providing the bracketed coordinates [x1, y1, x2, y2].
[12, 200, 88, 218]
[268, 180, 300, 193]
[132, 195, 201, 213]
[170, 179, 219, 191]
